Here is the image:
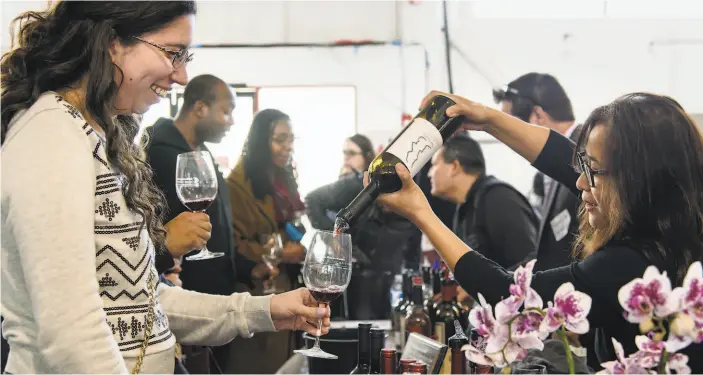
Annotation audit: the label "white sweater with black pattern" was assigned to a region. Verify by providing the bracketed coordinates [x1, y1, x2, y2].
[1, 92, 276, 374]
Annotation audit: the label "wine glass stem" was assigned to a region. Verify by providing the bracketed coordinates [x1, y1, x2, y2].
[313, 303, 327, 349]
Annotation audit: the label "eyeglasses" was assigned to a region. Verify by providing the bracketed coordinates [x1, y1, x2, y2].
[575, 151, 607, 187]
[132, 36, 194, 69]
[343, 150, 362, 157]
[272, 135, 297, 146]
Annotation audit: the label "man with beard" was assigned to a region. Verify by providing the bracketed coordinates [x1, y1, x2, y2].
[145, 74, 276, 373]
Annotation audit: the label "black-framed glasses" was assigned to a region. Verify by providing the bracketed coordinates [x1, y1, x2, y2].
[575, 151, 607, 187]
[132, 36, 194, 69]
[342, 150, 362, 157]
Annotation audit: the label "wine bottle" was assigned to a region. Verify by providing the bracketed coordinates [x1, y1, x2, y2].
[408, 361, 428, 375]
[421, 264, 436, 336]
[380, 349, 398, 374]
[469, 328, 492, 374]
[335, 94, 464, 231]
[399, 358, 416, 374]
[433, 274, 463, 345]
[405, 276, 432, 343]
[369, 328, 385, 374]
[396, 271, 414, 350]
[350, 323, 373, 374]
[449, 321, 469, 374]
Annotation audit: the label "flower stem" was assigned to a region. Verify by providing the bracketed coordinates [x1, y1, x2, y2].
[656, 349, 669, 374]
[557, 327, 575, 374]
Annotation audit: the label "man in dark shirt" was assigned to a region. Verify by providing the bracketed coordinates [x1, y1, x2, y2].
[428, 133, 538, 269]
[492, 72, 581, 271]
[144, 74, 275, 372]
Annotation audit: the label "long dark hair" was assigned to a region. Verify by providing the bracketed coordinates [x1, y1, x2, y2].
[1, 1, 197, 247]
[348, 133, 376, 171]
[241, 108, 298, 201]
[573, 93, 703, 283]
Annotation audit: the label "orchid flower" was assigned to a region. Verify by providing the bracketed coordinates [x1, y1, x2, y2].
[598, 338, 655, 375]
[539, 282, 591, 336]
[618, 266, 679, 323]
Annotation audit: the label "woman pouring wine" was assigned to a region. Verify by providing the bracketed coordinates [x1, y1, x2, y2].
[363, 91, 703, 371]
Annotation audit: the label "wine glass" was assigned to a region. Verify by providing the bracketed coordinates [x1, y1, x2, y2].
[259, 233, 284, 294]
[175, 150, 224, 261]
[511, 364, 547, 374]
[294, 229, 352, 360]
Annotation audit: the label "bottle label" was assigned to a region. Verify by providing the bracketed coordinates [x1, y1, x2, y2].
[384, 118, 443, 176]
[434, 322, 445, 345]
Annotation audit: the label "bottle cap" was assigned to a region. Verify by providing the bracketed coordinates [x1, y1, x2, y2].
[381, 348, 396, 357]
[409, 361, 427, 372]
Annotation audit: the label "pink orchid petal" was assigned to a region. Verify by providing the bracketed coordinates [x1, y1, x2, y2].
[495, 297, 520, 324]
[525, 288, 543, 309]
[565, 318, 590, 334]
[611, 338, 626, 363]
[502, 342, 526, 365]
[517, 334, 544, 351]
[665, 333, 693, 353]
[464, 344, 494, 366]
[667, 353, 690, 375]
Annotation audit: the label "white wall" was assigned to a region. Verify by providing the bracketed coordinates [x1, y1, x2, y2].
[3, 0, 702, 194]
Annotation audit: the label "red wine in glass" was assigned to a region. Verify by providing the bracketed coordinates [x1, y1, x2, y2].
[176, 151, 224, 261]
[310, 286, 345, 304]
[183, 199, 214, 212]
[294, 230, 352, 360]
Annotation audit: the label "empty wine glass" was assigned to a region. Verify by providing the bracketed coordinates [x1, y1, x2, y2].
[259, 233, 284, 294]
[175, 150, 224, 261]
[294, 229, 352, 360]
[512, 364, 547, 374]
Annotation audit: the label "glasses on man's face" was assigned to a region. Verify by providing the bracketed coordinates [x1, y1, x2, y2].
[132, 36, 194, 69]
[575, 151, 606, 187]
[342, 150, 361, 157]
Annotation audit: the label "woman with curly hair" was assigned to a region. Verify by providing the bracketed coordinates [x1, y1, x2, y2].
[1, 2, 329, 373]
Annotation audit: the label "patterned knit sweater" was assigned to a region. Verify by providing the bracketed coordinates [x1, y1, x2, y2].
[1, 92, 276, 374]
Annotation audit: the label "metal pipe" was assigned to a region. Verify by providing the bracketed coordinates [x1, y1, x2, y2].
[441, 0, 454, 93]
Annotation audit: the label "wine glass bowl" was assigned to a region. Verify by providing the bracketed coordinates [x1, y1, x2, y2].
[294, 230, 352, 360]
[175, 151, 224, 261]
[259, 233, 284, 294]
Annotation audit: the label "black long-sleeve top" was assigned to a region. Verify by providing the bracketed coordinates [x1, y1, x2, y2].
[454, 130, 703, 370]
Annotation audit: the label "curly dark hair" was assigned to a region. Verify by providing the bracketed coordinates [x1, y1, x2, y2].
[1, 1, 197, 247]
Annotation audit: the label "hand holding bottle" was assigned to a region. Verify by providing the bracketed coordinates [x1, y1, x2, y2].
[420, 90, 495, 132]
[362, 163, 430, 223]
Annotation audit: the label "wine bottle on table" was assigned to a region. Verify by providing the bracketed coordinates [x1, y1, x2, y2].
[396, 271, 414, 350]
[335, 94, 465, 232]
[421, 263, 436, 337]
[405, 276, 432, 343]
[369, 328, 385, 374]
[409, 361, 428, 375]
[399, 358, 416, 374]
[350, 323, 372, 374]
[380, 349, 398, 374]
[433, 273, 463, 345]
[449, 321, 469, 375]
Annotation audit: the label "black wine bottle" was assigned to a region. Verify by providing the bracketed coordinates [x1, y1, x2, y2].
[369, 328, 385, 374]
[335, 94, 464, 231]
[350, 323, 373, 374]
